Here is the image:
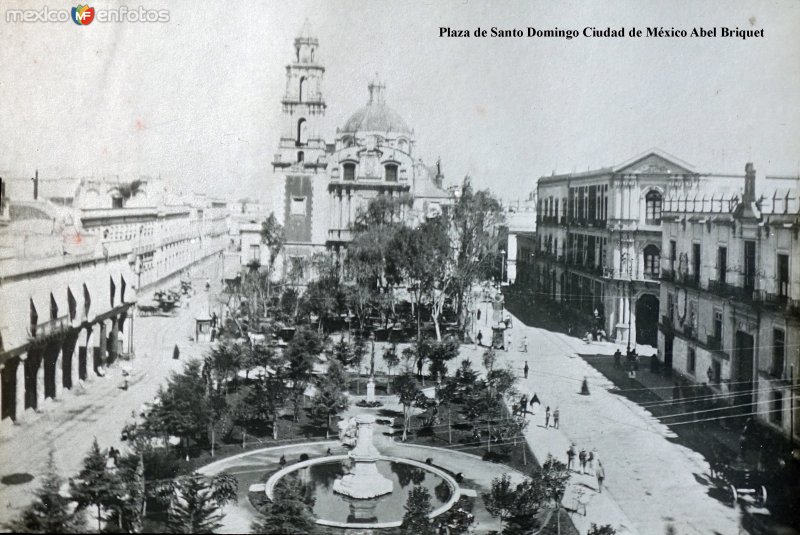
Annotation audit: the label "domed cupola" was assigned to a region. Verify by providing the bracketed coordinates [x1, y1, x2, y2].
[341, 76, 412, 135]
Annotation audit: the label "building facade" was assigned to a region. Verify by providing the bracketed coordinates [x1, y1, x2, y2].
[532, 151, 700, 347]
[658, 163, 799, 440]
[0, 201, 136, 429]
[266, 22, 450, 283]
[0, 178, 231, 429]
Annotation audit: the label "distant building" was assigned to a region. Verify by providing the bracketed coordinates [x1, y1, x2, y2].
[532, 150, 710, 347]
[266, 21, 450, 283]
[658, 163, 799, 440]
[502, 194, 537, 285]
[0, 176, 231, 428]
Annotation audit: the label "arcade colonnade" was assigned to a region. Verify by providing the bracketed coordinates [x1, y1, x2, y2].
[0, 306, 133, 424]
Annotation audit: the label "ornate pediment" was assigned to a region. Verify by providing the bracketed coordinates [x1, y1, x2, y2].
[616, 153, 693, 176]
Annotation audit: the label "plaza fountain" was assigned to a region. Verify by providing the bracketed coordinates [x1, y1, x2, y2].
[331, 414, 394, 499]
[263, 413, 462, 528]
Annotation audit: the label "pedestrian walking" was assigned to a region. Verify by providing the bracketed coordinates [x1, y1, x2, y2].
[521, 336, 528, 353]
[523, 361, 529, 379]
[567, 443, 577, 471]
[477, 331, 483, 347]
[545, 406, 551, 428]
[596, 461, 605, 493]
[505, 331, 511, 352]
[477, 309, 481, 321]
[553, 408, 560, 429]
[519, 394, 528, 413]
[587, 449, 594, 472]
[172, 344, 180, 360]
[613, 349, 622, 369]
[590, 448, 599, 472]
[579, 448, 588, 474]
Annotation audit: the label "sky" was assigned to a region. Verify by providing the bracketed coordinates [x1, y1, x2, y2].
[1, 0, 798, 202]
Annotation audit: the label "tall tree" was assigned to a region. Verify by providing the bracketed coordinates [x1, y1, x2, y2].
[165, 473, 237, 534]
[204, 342, 243, 395]
[6, 452, 86, 533]
[392, 372, 424, 441]
[260, 212, 286, 320]
[252, 477, 318, 535]
[105, 453, 146, 533]
[382, 343, 400, 393]
[69, 439, 124, 531]
[450, 177, 504, 334]
[310, 373, 349, 438]
[400, 485, 435, 535]
[285, 327, 323, 425]
[147, 360, 213, 453]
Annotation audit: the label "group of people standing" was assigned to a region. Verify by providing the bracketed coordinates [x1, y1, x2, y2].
[567, 443, 606, 493]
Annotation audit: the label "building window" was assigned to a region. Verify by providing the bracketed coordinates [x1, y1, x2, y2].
[290, 197, 306, 216]
[289, 256, 305, 281]
[711, 359, 721, 385]
[692, 243, 701, 285]
[770, 391, 784, 425]
[687, 348, 696, 374]
[249, 244, 260, 261]
[645, 190, 662, 224]
[299, 76, 306, 102]
[772, 329, 785, 378]
[713, 310, 723, 341]
[670, 240, 677, 272]
[744, 240, 756, 290]
[112, 197, 123, 209]
[296, 118, 308, 145]
[717, 246, 727, 283]
[643, 245, 660, 278]
[777, 253, 789, 298]
[343, 163, 355, 181]
[297, 151, 304, 163]
[385, 164, 398, 182]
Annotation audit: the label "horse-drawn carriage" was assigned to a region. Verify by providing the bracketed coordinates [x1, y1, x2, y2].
[714, 457, 768, 507]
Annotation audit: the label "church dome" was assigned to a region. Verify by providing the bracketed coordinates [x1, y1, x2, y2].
[341, 78, 411, 135]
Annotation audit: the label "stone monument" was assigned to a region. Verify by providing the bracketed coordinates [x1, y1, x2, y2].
[333, 414, 393, 499]
[366, 377, 376, 403]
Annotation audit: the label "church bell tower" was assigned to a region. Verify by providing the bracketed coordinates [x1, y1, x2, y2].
[273, 19, 327, 168]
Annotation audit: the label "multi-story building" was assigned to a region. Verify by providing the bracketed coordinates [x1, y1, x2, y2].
[532, 150, 700, 347]
[267, 21, 450, 283]
[502, 194, 537, 285]
[4, 176, 229, 292]
[658, 163, 799, 440]
[0, 177, 231, 429]
[0, 200, 136, 429]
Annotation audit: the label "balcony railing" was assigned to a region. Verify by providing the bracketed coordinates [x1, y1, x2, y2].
[29, 315, 71, 339]
[708, 280, 757, 302]
[327, 228, 353, 242]
[706, 335, 721, 350]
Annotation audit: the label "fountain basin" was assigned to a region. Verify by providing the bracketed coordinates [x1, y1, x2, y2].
[265, 454, 461, 529]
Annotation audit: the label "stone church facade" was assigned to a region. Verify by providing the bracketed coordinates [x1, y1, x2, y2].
[264, 21, 450, 281]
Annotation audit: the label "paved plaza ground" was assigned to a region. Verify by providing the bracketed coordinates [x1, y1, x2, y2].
[469, 298, 744, 535]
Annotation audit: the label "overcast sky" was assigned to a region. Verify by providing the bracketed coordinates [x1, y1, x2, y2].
[1, 0, 798, 202]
